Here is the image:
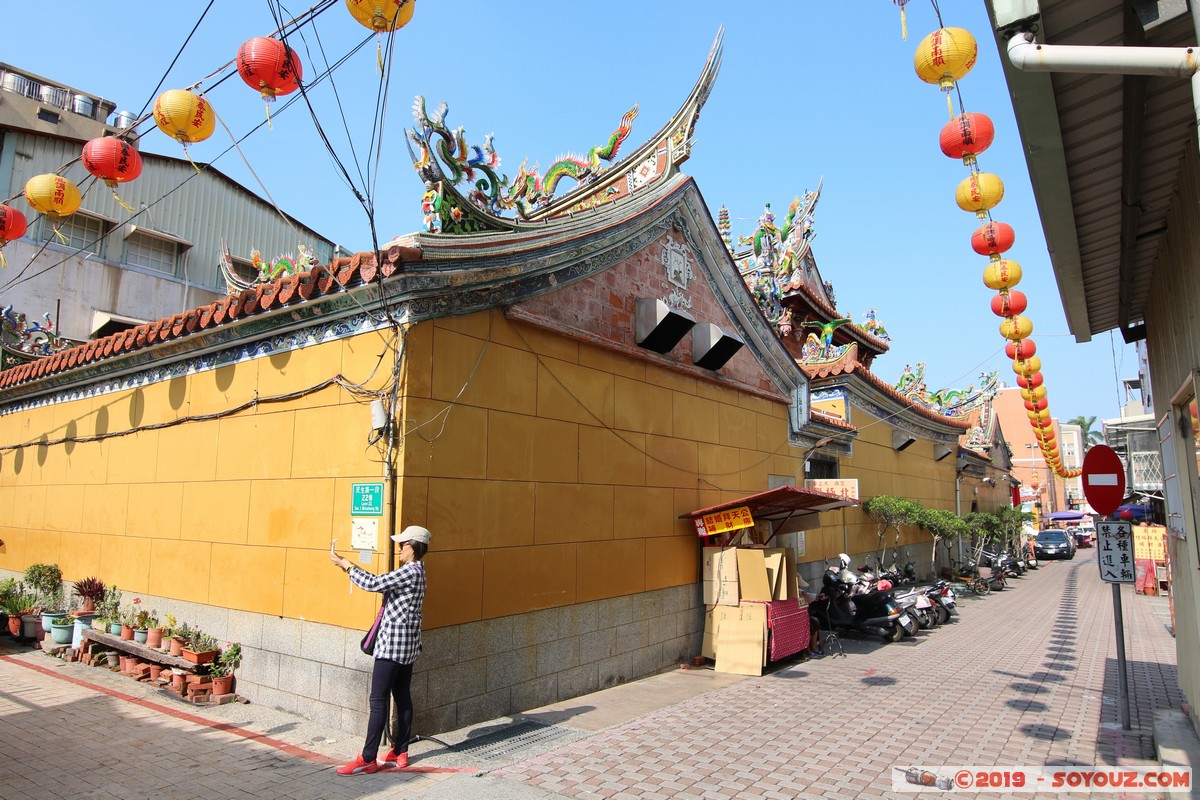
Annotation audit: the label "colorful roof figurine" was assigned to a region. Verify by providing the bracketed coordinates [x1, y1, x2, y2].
[218, 240, 322, 295]
[729, 182, 890, 367]
[1, 305, 75, 371]
[893, 362, 1000, 418]
[407, 29, 724, 235]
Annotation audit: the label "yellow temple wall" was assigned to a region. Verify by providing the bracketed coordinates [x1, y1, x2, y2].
[396, 309, 804, 630]
[799, 404, 960, 565]
[0, 333, 394, 630]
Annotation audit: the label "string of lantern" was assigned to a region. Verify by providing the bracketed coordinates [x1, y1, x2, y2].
[904, 8, 1081, 480]
[0, 0, 415, 270]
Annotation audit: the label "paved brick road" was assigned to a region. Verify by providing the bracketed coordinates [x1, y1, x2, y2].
[0, 552, 1185, 799]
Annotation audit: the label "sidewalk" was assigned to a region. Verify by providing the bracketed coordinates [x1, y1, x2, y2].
[0, 553, 1190, 799]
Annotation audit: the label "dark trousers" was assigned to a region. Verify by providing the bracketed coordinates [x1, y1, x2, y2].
[363, 658, 414, 761]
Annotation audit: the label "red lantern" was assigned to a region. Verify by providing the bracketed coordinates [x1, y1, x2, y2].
[0, 204, 27, 244]
[0, 203, 26, 267]
[82, 137, 143, 186]
[1005, 339, 1036, 360]
[237, 37, 303, 101]
[990, 289, 1027, 317]
[972, 221, 1015, 256]
[939, 112, 995, 164]
[1017, 372, 1044, 389]
[1024, 398, 1048, 412]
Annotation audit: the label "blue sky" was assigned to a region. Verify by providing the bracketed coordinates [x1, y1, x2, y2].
[3, 1, 1136, 429]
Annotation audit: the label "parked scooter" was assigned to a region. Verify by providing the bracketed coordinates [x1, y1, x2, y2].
[857, 561, 925, 634]
[809, 556, 911, 642]
[922, 580, 957, 624]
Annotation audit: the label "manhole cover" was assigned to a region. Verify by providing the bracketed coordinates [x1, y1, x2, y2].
[452, 720, 573, 760]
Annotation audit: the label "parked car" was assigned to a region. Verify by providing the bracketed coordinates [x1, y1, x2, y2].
[1067, 526, 1095, 548]
[1035, 529, 1077, 560]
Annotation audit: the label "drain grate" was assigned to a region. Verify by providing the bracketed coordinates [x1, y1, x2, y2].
[450, 720, 573, 761]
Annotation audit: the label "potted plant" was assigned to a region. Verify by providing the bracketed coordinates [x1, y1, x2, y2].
[2, 589, 36, 637]
[169, 621, 191, 658]
[24, 563, 64, 631]
[0, 577, 15, 633]
[72, 577, 105, 616]
[182, 631, 219, 665]
[119, 606, 136, 640]
[49, 615, 75, 645]
[209, 642, 242, 695]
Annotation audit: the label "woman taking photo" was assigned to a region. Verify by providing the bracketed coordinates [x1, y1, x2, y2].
[330, 524, 430, 775]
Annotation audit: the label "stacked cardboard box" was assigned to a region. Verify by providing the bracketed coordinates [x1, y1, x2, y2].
[701, 546, 807, 675]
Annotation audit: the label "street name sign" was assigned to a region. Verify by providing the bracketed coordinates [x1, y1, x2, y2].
[351, 482, 384, 516]
[1097, 521, 1135, 583]
[1081, 445, 1125, 517]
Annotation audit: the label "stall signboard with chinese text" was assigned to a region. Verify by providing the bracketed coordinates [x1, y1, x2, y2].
[1097, 521, 1135, 583]
[695, 506, 755, 537]
[1133, 524, 1167, 562]
[804, 478, 860, 501]
[351, 482, 384, 516]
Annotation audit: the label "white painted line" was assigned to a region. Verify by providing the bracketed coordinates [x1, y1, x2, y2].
[1087, 474, 1118, 486]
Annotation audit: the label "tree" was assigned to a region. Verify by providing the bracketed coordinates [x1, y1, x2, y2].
[963, 511, 1003, 563]
[916, 507, 968, 579]
[1068, 415, 1104, 447]
[862, 495, 923, 567]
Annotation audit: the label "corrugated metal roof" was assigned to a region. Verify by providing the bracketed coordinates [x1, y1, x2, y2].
[985, 0, 1195, 342]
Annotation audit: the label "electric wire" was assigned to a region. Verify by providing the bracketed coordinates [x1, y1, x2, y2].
[132, 0, 218, 122]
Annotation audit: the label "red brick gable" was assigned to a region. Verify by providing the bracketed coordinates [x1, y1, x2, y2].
[512, 230, 778, 395]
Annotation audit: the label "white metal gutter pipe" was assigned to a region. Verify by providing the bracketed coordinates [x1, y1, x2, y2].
[1006, 31, 1199, 77]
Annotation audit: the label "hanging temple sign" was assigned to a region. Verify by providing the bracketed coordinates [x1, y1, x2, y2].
[406, 29, 724, 235]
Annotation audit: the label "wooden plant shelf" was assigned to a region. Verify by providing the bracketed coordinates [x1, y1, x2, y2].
[82, 629, 197, 671]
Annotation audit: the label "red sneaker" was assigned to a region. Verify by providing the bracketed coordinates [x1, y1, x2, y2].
[336, 754, 379, 775]
[381, 749, 409, 768]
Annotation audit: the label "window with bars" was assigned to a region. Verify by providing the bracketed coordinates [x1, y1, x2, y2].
[124, 231, 180, 274]
[806, 458, 839, 480]
[39, 213, 108, 255]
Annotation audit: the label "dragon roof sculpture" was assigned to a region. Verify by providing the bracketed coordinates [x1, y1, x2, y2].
[1, 305, 75, 370]
[406, 29, 723, 235]
[894, 362, 1000, 418]
[218, 240, 322, 295]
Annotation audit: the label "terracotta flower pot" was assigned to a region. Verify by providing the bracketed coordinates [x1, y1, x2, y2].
[120, 624, 134, 641]
[146, 627, 163, 649]
[6, 615, 20, 637]
[169, 637, 183, 657]
[149, 665, 163, 681]
[181, 647, 217, 665]
[212, 675, 233, 695]
[171, 673, 185, 692]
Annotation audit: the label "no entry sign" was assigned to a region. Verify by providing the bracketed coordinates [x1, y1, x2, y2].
[1082, 445, 1125, 517]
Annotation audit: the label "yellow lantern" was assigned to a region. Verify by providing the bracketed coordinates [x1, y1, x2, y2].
[1028, 411, 1050, 423]
[915, 27, 978, 115]
[24, 174, 81, 220]
[1013, 355, 1042, 375]
[955, 173, 1004, 218]
[999, 315, 1033, 340]
[153, 90, 215, 144]
[1021, 386, 1048, 401]
[346, 0, 415, 31]
[983, 258, 1022, 290]
[914, 28, 978, 90]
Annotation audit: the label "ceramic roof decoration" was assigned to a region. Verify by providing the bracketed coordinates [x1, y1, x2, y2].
[406, 29, 723, 235]
[893, 361, 999, 418]
[1, 305, 75, 370]
[729, 183, 889, 364]
[218, 241, 322, 295]
[860, 308, 890, 341]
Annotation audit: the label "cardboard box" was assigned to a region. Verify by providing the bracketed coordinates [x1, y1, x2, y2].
[702, 547, 739, 582]
[702, 605, 744, 660]
[702, 578, 739, 606]
[715, 618, 765, 676]
[736, 549, 773, 601]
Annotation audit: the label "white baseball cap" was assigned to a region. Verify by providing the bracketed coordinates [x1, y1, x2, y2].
[391, 525, 431, 545]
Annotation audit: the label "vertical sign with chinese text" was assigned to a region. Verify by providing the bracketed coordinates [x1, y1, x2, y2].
[1097, 521, 1135, 583]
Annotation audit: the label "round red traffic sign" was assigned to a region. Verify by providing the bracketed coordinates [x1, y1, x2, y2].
[1081, 444, 1125, 517]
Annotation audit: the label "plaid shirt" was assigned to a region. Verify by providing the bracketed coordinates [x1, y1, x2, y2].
[349, 561, 426, 664]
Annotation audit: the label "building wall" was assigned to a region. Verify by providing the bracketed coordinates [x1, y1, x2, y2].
[395, 308, 801, 629]
[0, 303, 792, 731]
[1146, 134, 1200, 730]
